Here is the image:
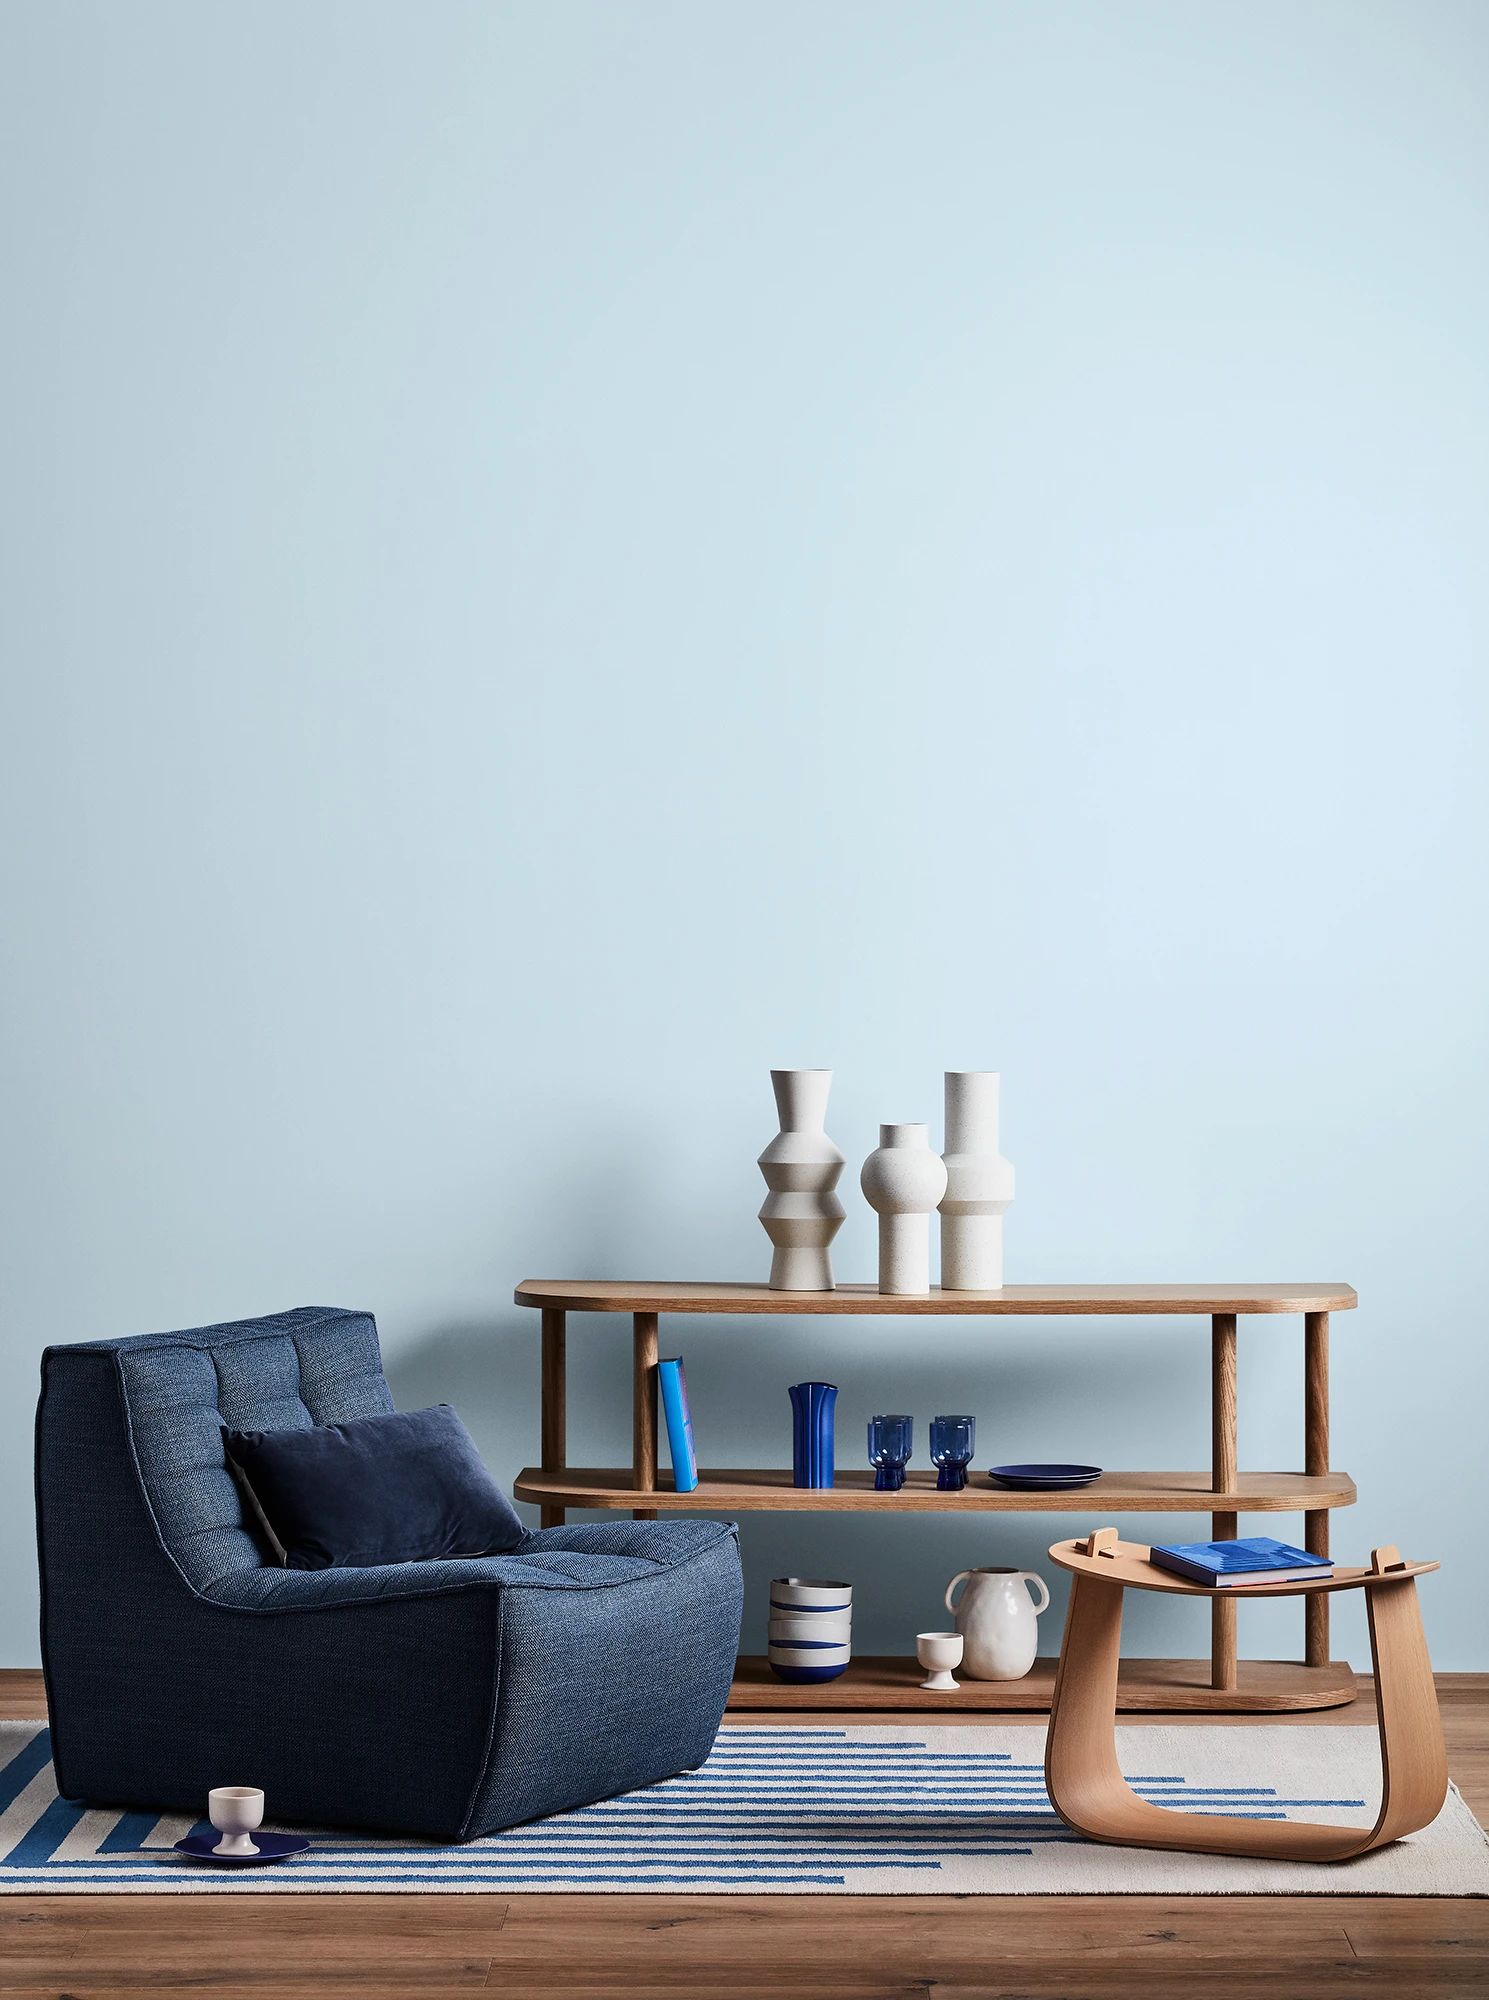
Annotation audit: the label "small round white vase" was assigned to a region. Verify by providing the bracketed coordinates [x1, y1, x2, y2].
[758, 1070, 846, 1291]
[859, 1123, 948, 1295]
[939, 1071, 1015, 1290]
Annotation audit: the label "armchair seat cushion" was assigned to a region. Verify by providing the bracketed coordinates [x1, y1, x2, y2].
[202, 1516, 731, 1611]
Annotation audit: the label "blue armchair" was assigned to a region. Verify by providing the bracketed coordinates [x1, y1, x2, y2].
[35, 1307, 742, 1840]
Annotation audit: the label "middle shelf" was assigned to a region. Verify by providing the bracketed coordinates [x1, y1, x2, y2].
[513, 1466, 1358, 1513]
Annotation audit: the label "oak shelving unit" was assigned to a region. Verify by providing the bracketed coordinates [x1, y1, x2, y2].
[513, 1279, 1357, 1714]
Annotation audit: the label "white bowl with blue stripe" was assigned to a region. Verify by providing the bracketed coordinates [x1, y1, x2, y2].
[768, 1576, 851, 1682]
[768, 1614, 851, 1645]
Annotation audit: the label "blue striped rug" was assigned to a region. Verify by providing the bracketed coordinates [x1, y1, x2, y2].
[3, 1722, 1485, 1894]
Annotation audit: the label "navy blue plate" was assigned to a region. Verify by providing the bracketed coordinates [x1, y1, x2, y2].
[986, 1463, 1103, 1489]
[174, 1832, 311, 1865]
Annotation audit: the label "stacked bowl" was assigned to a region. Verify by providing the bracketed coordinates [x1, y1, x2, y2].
[767, 1576, 852, 1682]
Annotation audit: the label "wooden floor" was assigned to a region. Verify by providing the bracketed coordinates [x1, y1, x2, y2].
[3, 1668, 1486, 1998]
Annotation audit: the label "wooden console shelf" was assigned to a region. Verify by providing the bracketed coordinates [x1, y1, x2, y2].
[514, 1466, 1357, 1514]
[515, 1278, 1357, 1714]
[728, 1653, 1358, 1712]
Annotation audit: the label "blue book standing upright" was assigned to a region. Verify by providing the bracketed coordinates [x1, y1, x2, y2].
[657, 1357, 699, 1493]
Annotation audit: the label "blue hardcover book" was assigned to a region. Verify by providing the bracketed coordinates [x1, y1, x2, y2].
[1149, 1537, 1333, 1588]
[658, 1357, 699, 1493]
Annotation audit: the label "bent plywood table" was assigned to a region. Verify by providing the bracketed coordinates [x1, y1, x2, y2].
[1044, 1530, 1447, 1861]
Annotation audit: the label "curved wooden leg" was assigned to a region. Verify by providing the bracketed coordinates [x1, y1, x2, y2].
[1365, 1572, 1448, 1847]
[1046, 1565, 1447, 1861]
[1045, 1572, 1128, 1835]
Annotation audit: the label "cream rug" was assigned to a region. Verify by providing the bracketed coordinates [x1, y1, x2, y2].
[2, 1722, 1485, 1893]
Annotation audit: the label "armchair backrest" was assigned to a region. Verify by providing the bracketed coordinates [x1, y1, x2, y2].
[38, 1307, 394, 1594]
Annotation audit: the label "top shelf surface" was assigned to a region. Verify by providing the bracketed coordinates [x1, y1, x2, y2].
[515, 1280, 1357, 1317]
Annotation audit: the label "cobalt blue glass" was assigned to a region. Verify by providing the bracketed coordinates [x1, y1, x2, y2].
[867, 1413, 913, 1491]
[930, 1413, 976, 1490]
[789, 1381, 838, 1488]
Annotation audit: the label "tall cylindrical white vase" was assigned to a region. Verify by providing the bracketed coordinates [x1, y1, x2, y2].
[939, 1071, 1015, 1289]
[758, 1070, 845, 1291]
[860, 1123, 949, 1296]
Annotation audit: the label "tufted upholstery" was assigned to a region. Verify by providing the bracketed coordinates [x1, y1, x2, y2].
[96, 1310, 396, 1591]
[37, 1308, 742, 1840]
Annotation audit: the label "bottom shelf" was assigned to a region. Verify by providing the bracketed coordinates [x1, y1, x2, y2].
[728, 1655, 1358, 1714]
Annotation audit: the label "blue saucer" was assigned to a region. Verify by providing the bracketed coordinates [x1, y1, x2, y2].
[174, 1831, 311, 1865]
[987, 1463, 1103, 1490]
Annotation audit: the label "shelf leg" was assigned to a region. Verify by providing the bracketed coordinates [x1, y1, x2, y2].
[1305, 1311, 1330, 1670]
[632, 1311, 659, 1521]
[1211, 1312, 1238, 1692]
[540, 1308, 566, 1530]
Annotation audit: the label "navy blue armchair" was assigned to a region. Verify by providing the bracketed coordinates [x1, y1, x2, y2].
[35, 1307, 742, 1840]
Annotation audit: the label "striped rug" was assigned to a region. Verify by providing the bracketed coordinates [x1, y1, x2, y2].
[3, 1722, 1485, 1894]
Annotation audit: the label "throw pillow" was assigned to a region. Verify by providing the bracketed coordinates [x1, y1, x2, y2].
[222, 1405, 526, 1570]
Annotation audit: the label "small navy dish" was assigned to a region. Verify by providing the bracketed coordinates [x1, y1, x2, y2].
[986, 1463, 1103, 1490]
[175, 1832, 311, 1865]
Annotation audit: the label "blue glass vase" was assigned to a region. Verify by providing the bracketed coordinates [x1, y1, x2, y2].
[789, 1381, 838, 1488]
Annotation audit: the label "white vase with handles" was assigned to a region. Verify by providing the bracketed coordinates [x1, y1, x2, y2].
[939, 1071, 1015, 1290]
[860, 1123, 948, 1295]
[943, 1565, 1051, 1680]
[757, 1070, 845, 1291]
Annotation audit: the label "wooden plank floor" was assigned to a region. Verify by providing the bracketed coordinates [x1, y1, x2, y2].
[3, 1669, 1486, 1998]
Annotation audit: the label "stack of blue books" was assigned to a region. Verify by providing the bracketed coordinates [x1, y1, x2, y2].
[1149, 1536, 1333, 1587]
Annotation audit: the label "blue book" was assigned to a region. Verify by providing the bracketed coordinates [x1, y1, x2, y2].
[658, 1357, 699, 1493]
[1149, 1537, 1333, 1588]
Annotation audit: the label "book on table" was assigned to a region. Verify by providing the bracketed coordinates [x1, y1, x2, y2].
[1148, 1537, 1334, 1587]
[657, 1357, 699, 1493]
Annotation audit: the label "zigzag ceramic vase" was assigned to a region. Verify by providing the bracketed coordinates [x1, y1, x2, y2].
[860, 1123, 948, 1295]
[757, 1069, 845, 1291]
[939, 1071, 1015, 1289]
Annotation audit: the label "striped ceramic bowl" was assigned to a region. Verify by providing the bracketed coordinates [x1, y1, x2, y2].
[768, 1577, 851, 1682]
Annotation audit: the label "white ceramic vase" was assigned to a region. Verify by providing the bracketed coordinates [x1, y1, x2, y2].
[944, 1566, 1051, 1680]
[859, 1123, 949, 1295]
[939, 1071, 1015, 1290]
[758, 1070, 845, 1291]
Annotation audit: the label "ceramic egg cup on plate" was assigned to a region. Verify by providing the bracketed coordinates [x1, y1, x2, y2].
[174, 1786, 310, 1867]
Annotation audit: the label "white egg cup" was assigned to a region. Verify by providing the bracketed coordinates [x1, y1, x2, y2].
[209, 1786, 265, 1857]
[916, 1630, 964, 1690]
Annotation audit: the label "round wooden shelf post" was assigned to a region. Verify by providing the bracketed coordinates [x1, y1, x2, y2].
[1305, 1311, 1330, 1668]
[1210, 1313, 1239, 1692]
[539, 1308, 566, 1530]
[632, 1311, 659, 1521]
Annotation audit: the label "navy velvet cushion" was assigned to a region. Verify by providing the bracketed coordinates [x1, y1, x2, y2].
[222, 1405, 526, 1570]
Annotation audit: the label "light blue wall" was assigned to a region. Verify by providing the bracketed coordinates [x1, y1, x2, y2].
[2, 1, 1485, 1672]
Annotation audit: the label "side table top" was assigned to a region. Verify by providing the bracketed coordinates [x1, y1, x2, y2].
[515, 1280, 1357, 1316]
[1048, 1535, 1437, 1597]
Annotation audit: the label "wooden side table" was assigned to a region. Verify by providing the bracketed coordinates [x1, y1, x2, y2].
[513, 1279, 1360, 1713]
[1045, 1530, 1447, 1860]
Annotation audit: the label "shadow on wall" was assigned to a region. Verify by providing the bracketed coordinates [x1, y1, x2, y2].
[384, 1318, 536, 1512]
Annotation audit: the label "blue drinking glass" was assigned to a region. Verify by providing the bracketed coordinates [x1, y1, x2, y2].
[930, 1413, 976, 1490]
[868, 1414, 913, 1491]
